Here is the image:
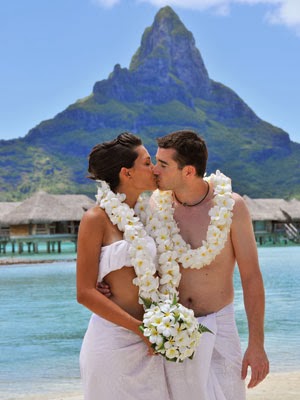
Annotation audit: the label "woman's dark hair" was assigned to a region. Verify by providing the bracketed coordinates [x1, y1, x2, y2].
[88, 132, 142, 191]
[157, 130, 208, 177]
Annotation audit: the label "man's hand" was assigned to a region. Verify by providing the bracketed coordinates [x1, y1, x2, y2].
[96, 281, 112, 297]
[241, 345, 269, 388]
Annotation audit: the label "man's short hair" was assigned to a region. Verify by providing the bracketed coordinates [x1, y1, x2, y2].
[157, 130, 208, 177]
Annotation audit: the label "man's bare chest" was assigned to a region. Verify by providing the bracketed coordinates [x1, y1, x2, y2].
[174, 206, 211, 248]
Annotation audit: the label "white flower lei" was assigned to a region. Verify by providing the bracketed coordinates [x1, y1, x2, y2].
[95, 180, 159, 304]
[136, 170, 235, 298]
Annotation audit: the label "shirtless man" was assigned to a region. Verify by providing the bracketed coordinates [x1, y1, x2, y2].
[152, 130, 269, 399]
[98, 130, 269, 399]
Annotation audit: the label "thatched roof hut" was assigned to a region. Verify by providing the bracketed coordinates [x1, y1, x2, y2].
[281, 199, 300, 220]
[243, 196, 300, 222]
[1, 192, 299, 226]
[0, 202, 22, 223]
[243, 196, 287, 221]
[0, 191, 95, 225]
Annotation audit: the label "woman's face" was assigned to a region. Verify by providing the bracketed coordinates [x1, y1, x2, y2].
[128, 145, 157, 192]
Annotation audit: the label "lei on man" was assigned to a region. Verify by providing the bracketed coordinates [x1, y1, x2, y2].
[96, 170, 234, 362]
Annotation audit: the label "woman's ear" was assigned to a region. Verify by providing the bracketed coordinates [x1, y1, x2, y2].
[120, 167, 131, 179]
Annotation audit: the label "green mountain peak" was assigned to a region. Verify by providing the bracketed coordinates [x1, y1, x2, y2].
[129, 6, 210, 98]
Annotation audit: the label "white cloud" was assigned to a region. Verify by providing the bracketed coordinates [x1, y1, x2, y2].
[266, 0, 300, 34]
[136, 0, 300, 35]
[91, 0, 121, 8]
[91, 0, 300, 35]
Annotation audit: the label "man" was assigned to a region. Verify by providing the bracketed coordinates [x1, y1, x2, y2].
[151, 130, 269, 399]
[99, 129, 269, 399]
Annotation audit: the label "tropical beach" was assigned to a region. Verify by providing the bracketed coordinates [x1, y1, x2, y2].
[1, 1, 300, 398]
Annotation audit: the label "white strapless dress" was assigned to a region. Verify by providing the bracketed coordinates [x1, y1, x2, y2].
[79, 238, 170, 400]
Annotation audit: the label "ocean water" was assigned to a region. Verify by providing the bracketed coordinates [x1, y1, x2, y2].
[0, 246, 299, 399]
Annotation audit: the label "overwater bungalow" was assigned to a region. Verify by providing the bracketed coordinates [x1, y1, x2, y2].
[0, 201, 21, 239]
[1, 191, 299, 255]
[243, 196, 300, 245]
[0, 191, 95, 254]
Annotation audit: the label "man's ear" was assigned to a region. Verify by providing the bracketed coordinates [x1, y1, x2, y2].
[183, 165, 196, 177]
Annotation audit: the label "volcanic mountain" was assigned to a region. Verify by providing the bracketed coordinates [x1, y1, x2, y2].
[0, 6, 299, 201]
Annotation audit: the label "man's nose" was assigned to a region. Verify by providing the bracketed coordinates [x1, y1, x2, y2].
[152, 164, 159, 175]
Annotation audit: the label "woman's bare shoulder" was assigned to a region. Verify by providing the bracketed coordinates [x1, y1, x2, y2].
[80, 205, 109, 229]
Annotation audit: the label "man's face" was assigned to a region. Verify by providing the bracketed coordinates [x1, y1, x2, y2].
[153, 148, 183, 191]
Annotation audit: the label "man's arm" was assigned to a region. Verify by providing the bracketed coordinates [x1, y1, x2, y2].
[231, 194, 269, 388]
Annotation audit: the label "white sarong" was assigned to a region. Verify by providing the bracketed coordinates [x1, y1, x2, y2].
[164, 303, 246, 400]
[80, 314, 170, 400]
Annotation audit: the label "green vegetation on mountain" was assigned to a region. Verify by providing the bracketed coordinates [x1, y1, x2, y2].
[0, 6, 299, 201]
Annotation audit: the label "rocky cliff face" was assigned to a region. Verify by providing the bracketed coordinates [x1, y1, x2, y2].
[93, 6, 258, 123]
[94, 6, 212, 105]
[129, 6, 211, 99]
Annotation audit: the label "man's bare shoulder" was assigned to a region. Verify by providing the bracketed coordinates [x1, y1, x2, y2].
[232, 192, 248, 208]
[232, 192, 244, 202]
[231, 192, 251, 220]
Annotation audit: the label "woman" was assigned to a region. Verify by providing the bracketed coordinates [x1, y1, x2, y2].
[77, 132, 169, 400]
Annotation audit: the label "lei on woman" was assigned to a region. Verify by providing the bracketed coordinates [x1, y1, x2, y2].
[95, 170, 233, 362]
[96, 181, 160, 303]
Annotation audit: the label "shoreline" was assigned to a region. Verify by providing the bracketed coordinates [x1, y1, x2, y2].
[3, 371, 299, 400]
[0, 256, 76, 265]
[1, 244, 299, 266]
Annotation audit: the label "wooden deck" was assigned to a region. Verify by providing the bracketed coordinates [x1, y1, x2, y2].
[0, 234, 77, 255]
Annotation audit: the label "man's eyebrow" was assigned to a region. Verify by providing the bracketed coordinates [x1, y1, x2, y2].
[156, 157, 169, 166]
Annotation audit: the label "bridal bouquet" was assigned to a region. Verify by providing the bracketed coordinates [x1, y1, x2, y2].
[139, 295, 212, 363]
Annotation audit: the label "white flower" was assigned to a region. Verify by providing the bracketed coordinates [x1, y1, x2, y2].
[156, 227, 171, 244]
[144, 328, 164, 345]
[165, 347, 179, 360]
[174, 330, 192, 347]
[124, 226, 139, 242]
[157, 320, 177, 337]
[146, 217, 161, 234]
[178, 347, 195, 361]
[214, 194, 235, 210]
[149, 312, 164, 326]
[136, 272, 159, 289]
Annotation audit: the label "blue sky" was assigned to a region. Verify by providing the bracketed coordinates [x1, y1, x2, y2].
[1, 0, 299, 143]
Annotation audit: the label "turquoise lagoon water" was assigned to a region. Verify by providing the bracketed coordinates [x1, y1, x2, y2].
[0, 247, 299, 399]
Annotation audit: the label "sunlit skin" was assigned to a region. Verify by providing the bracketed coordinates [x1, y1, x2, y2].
[152, 147, 269, 388]
[77, 145, 157, 354]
